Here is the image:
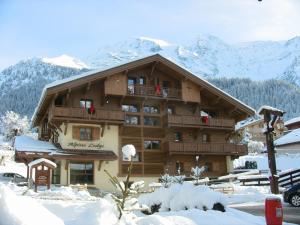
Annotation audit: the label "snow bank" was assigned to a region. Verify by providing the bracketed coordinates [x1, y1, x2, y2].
[0, 184, 64, 225]
[25, 186, 96, 201]
[135, 208, 266, 225]
[139, 183, 227, 212]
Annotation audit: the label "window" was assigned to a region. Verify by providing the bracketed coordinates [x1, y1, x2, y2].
[123, 152, 140, 162]
[80, 128, 92, 140]
[122, 104, 139, 113]
[52, 161, 61, 184]
[143, 105, 160, 114]
[139, 77, 146, 85]
[125, 115, 139, 125]
[205, 162, 213, 172]
[144, 140, 161, 150]
[175, 161, 184, 174]
[70, 161, 94, 184]
[202, 134, 210, 143]
[128, 77, 136, 94]
[167, 106, 175, 115]
[144, 117, 160, 126]
[55, 95, 64, 106]
[80, 99, 93, 109]
[174, 132, 182, 141]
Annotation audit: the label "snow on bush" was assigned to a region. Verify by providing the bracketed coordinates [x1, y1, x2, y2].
[139, 183, 227, 213]
[247, 140, 264, 153]
[0, 111, 30, 141]
[122, 144, 136, 160]
[0, 184, 64, 225]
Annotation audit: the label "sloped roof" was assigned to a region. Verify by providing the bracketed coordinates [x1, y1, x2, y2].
[32, 54, 255, 126]
[274, 128, 300, 146]
[284, 116, 300, 126]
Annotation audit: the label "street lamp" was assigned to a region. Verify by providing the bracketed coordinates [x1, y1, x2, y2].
[258, 106, 285, 194]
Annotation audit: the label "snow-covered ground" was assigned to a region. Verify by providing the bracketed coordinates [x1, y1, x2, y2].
[0, 138, 297, 225]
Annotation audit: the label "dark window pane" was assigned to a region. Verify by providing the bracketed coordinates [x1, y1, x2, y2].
[70, 161, 94, 184]
[144, 117, 160, 126]
[80, 128, 92, 140]
[144, 140, 161, 150]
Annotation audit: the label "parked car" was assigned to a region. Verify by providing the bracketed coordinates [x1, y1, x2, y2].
[283, 183, 300, 207]
[0, 172, 27, 184]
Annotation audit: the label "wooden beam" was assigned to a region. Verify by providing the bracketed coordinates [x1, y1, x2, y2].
[64, 122, 68, 135]
[150, 61, 159, 77]
[101, 124, 105, 137]
[65, 160, 69, 170]
[98, 160, 103, 171]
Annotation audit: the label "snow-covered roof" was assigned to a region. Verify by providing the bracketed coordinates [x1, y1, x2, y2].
[31, 54, 255, 126]
[28, 158, 57, 168]
[257, 105, 284, 115]
[235, 118, 263, 131]
[274, 128, 300, 146]
[14, 135, 58, 153]
[284, 116, 300, 126]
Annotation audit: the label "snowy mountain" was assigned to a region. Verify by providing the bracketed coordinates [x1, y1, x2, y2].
[1, 35, 300, 120]
[42, 55, 88, 70]
[0, 57, 88, 117]
[88, 35, 300, 85]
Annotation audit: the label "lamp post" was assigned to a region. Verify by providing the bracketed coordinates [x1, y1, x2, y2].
[258, 106, 285, 194]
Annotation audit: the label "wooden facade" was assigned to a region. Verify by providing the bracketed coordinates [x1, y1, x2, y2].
[19, 55, 255, 187]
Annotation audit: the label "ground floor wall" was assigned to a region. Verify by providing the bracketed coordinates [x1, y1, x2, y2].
[55, 155, 234, 191]
[57, 160, 159, 191]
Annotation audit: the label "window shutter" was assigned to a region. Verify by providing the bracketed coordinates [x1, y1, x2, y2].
[72, 126, 80, 140]
[92, 127, 100, 140]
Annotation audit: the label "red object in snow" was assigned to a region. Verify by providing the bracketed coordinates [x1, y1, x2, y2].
[202, 116, 209, 124]
[265, 197, 283, 225]
[155, 84, 161, 95]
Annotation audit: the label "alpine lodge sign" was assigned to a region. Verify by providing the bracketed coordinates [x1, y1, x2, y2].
[67, 142, 104, 150]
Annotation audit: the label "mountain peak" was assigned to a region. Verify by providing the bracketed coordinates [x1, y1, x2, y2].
[42, 54, 88, 69]
[137, 37, 171, 48]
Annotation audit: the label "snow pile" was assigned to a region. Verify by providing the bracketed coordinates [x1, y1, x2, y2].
[42, 54, 88, 70]
[139, 183, 227, 212]
[135, 208, 267, 225]
[0, 184, 64, 225]
[26, 186, 96, 201]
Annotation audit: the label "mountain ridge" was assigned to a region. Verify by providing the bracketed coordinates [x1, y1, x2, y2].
[1, 35, 300, 120]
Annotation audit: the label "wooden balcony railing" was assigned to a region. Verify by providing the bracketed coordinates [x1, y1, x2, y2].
[51, 106, 125, 123]
[165, 114, 235, 129]
[165, 141, 247, 155]
[127, 85, 181, 99]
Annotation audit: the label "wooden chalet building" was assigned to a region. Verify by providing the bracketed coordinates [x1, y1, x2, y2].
[15, 54, 255, 190]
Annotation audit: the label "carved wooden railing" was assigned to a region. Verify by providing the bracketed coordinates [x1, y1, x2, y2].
[165, 114, 235, 129]
[127, 85, 181, 99]
[51, 106, 125, 122]
[165, 141, 247, 155]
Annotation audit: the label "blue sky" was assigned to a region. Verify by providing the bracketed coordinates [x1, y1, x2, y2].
[0, 0, 300, 69]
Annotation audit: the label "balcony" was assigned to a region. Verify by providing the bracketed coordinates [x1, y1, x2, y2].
[50, 106, 125, 123]
[127, 85, 181, 99]
[165, 141, 247, 156]
[165, 114, 235, 129]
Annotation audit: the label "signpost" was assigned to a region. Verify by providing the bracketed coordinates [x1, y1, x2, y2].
[28, 158, 57, 192]
[258, 106, 284, 194]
